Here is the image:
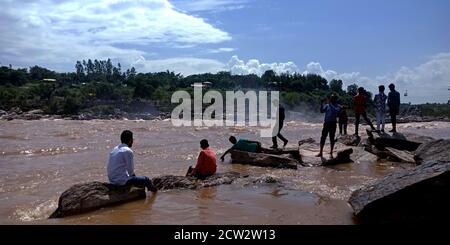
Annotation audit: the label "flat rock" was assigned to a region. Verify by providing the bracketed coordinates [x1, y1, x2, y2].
[414, 139, 450, 165]
[348, 161, 450, 223]
[251, 174, 280, 184]
[49, 182, 146, 218]
[385, 147, 415, 163]
[322, 148, 354, 166]
[338, 135, 361, 146]
[366, 130, 423, 151]
[229, 150, 299, 169]
[152, 172, 246, 190]
[298, 138, 316, 146]
[261, 147, 301, 161]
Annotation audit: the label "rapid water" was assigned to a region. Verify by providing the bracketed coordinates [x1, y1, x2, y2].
[1, 119, 449, 224]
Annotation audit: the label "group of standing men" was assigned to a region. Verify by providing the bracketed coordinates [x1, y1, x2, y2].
[317, 83, 401, 157]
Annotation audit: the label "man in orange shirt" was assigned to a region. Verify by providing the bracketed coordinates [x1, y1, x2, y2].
[353, 87, 376, 136]
[186, 139, 217, 179]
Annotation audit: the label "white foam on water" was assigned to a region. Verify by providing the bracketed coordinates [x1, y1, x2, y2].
[13, 199, 58, 222]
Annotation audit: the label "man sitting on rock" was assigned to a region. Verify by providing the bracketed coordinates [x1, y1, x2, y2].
[107, 130, 157, 193]
[220, 136, 262, 161]
[186, 139, 217, 179]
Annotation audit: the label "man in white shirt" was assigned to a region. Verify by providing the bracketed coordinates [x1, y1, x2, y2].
[107, 130, 157, 193]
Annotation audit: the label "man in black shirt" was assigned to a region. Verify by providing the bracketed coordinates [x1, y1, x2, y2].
[271, 106, 289, 148]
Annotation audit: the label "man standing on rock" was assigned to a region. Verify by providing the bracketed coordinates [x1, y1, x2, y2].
[374, 85, 388, 133]
[388, 83, 401, 133]
[317, 94, 341, 158]
[107, 130, 158, 193]
[353, 87, 376, 136]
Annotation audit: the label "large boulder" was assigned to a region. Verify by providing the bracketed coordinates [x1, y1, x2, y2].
[261, 147, 301, 162]
[152, 172, 247, 190]
[229, 150, 299, 169]
[348, 161, 450, 224]
[414, 139, 450, 165]
[366, 130, 423, 151]
[49, 182, 146, 218]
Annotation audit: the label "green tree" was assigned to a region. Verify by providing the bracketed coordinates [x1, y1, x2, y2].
[347, 84, 358, 97]
[330, 79, 343, 93]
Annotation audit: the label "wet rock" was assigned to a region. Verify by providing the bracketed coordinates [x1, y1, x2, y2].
[27, 109, 44, 114]
[348, 161, 450, 224]
[298, 138, 316, 146]
[364, 143, 388, 160]
[49, 182, 146, 218]
[152, 172, 247, 190]
[23, 113, 43, 120]
[366, 130, 424, 151]
[338, 134, 361, 146]
[322, 148, 354, 166]
[385, 147, 415, 163]
[414, 139, 450, 164]
[252, 174, 280, 184]
[8, 107, 22, 115]
[261, 147, 301, 161]
[229, 150, 299, 169]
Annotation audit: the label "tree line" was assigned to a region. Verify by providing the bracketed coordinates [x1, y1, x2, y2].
[0, 59, 366, 115]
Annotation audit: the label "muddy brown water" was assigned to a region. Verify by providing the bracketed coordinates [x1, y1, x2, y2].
[0, 119, 449, 224]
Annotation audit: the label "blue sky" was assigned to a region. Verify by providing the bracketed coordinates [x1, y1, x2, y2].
[1, 0, 449, 103]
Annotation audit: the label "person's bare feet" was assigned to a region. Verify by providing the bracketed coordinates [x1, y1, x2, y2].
[283, 140, 288, 148]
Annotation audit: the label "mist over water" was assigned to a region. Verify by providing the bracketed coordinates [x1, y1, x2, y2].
[0, 119, 449, 224]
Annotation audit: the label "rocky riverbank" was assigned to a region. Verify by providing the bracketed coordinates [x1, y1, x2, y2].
[348, 130, 450, 223]
[0, 107, 171, 121]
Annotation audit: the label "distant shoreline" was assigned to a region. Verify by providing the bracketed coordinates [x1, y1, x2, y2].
[1, 109, 449, 124]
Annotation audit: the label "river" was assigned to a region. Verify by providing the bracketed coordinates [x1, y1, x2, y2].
[1, 119, 449, 224]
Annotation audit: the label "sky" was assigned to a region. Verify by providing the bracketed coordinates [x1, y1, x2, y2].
[1, 0, 449, 104]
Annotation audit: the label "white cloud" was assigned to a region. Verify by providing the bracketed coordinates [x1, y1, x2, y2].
[172, 0, 248, 13]
[379, 53, 450, 103]
[0, 0, 231, 70]
[133, 57, 226, 75]
[226, 54, 450, 104]
[208, 47, 236, 53]
[304, 62, 361, 82]
[227, 55, 299, 76]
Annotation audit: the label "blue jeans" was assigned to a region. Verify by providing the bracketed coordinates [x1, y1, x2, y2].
[126, 176, 155, 191]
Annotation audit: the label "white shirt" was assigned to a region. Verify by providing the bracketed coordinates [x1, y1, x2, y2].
[107, 144, 135, 185]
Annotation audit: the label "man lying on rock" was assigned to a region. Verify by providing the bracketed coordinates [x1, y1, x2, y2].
[107, 130, 158, 193]
[186, 139, 217, 179]
[220, 136, 263, 161]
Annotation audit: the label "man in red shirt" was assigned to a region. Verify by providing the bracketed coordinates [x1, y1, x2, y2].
[353, 87, 376, 136]
[186, 139, 217, 179]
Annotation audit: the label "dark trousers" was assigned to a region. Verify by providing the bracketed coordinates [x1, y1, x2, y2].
[390, 111, 397, 132]
[126, 176, 155, 191]
[355, 112, 375, 135]
[339, 122, 348, 135]
[320, 122, 337, 146]
[186, 166, 213, 180]
[272, 121, 288, 147]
